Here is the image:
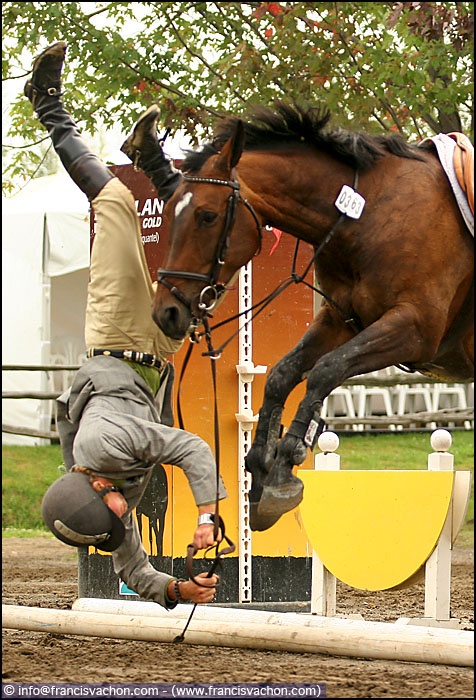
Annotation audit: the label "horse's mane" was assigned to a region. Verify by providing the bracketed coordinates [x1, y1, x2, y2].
[182, 102, 425, 173]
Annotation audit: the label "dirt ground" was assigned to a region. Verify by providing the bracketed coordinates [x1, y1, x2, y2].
[2, 536, 474, 698]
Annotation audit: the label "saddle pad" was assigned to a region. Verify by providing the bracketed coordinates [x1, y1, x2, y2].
[448, 132, 474, 214]
[422, 133, 474, 236]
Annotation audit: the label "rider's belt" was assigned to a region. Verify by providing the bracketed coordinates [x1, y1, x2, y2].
[87, 348, 165, 371]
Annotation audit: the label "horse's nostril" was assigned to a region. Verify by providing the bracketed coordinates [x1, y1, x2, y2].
[153, 304, 189, 341]
[163, 305, 179, 326]
[153, 304, 175, 329]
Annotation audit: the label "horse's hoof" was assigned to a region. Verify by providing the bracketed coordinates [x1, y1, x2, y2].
[257, 476, 304, 518]
[249, 501, 284, 531]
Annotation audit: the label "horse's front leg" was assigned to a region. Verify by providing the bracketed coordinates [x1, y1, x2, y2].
[256, 397, 324, 527]
[245, 315, 345, 531]
[255, 343, 352, 529]
[256, 304, 436, 529]
[247, 308, 356, 531]
[245, 349, 307, 527]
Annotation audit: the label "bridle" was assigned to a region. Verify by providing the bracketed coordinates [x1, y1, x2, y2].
[157, 168, 262, 319]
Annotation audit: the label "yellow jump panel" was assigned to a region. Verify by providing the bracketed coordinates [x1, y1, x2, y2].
[297, 470, 454, 591]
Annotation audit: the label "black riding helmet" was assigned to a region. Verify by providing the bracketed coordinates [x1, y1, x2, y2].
[41, 471, 125, 552]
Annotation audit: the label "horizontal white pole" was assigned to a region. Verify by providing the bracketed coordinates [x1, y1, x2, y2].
[3, 604, 472, 667]
[72, 598, 310, 624]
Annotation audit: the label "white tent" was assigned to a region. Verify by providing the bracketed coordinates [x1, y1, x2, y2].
[2, 173, 91, 445]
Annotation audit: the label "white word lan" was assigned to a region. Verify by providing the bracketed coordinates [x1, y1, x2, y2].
[135, 197, 164, 229]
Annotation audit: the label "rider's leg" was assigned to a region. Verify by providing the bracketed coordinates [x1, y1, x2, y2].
[25, 42, 181, 359]
[120, 105, 183, 202]
[24, 41, 114, 201]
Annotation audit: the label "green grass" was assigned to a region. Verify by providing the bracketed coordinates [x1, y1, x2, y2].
[2, 432, 474, 546]
[2, 444, 64, 532]
[333, 430, 474, 471]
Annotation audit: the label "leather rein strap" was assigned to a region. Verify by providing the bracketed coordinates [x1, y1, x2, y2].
[184, 317, 236, 579]
[174, 318, 235, 644]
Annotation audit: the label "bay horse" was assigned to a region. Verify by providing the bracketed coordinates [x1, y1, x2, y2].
[152, 103, 474, 532]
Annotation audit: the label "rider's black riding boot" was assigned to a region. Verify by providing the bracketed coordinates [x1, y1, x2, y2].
[24, 41, 114, 202]
[120, 105, 183, 202]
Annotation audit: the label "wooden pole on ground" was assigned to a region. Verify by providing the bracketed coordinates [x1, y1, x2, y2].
[2, 604, 472, 667]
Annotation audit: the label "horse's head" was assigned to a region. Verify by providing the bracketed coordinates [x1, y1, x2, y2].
[153, 120, 263, 340]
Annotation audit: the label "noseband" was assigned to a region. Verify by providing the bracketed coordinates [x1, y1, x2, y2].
[157, 169, 262, 318]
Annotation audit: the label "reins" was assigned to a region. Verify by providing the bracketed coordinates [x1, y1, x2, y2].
[173, 316, 235, 644]
[198, 216, 363, 360]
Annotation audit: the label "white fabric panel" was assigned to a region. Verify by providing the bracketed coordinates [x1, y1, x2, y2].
[2, 173, 90, 444]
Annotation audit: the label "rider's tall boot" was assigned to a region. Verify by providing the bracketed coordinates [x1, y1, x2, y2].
[24, 41, 114, 201]
[120, 105, 183, 202]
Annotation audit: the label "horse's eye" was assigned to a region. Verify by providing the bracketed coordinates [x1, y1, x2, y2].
[197, 210, 218, 227]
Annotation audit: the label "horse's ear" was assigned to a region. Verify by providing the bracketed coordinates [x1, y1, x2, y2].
[217, 120, 245, 171]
